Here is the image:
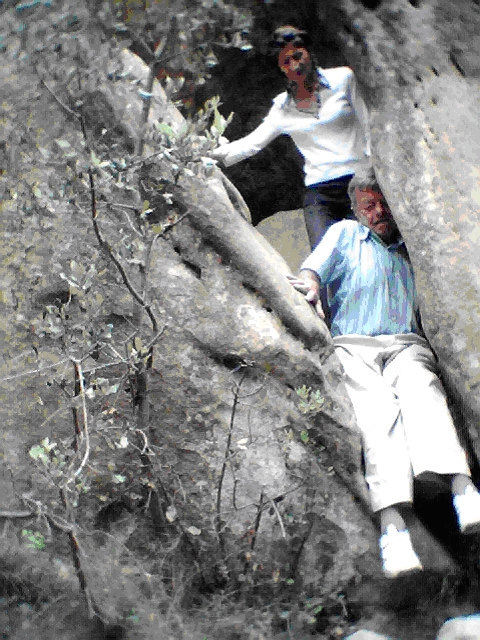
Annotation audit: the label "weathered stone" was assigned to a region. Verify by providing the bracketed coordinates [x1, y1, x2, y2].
[81, 49, 184, 155]
[178, 170, 331, 349]
[327, 0, 480, 464]
[0, 26, 381, 630]
[3, 5, 478, 636]
[146, 203, 376, 566]
[257, 209, 311, 275]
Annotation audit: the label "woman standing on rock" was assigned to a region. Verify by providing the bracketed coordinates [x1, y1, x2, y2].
[211, 25, 372, 250]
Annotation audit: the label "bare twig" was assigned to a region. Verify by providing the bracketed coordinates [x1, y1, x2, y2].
[142, 325, 168, 352]
[219, 171, 251, 222]
[86, 163, 158, 333]
[0, 510, 33, 518]
[60, 359, 90, 488]
[137, 25, 171, 157]
[157, 210, 191, 236]
[216, 371, 247, 553]
[143, 231, 160, 276]
[113, 205, 144, 238]
[0, 357, 71, 382]
[243, 490, 264, 577]
[38, 402, 69, 431]
[268, 497, 286, 539]
[71, 360, 82, 451]
[220, 483, 306, 516]
[107, 203, 138, 211]
[83, 359, 128, 375]
[104, 342, 128, 363]
[35, 68, 79, 120]
[72, 359, 90, 479]
[134, 428, 150, 455]
[139, 62, 157, 157]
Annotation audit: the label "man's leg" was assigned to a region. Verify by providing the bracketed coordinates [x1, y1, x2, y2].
[334, 336, 422, 577]
[382, 338, 480, 534]
[334, 336, 413, 512]
[382, 340, 470, 478]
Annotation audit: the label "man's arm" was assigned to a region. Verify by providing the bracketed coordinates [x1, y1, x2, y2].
[287, 220, 354, 319]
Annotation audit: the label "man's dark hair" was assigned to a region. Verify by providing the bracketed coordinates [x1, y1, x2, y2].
[347, 167, 381, 204]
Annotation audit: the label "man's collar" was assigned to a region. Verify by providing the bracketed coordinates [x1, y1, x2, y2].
[358, 224, 404, 249]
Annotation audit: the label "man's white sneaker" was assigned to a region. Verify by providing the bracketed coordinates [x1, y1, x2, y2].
[453, 485, 480, 535]
[379, 525, 423, 579]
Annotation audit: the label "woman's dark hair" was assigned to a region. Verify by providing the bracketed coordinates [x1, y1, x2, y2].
[272, 25, 319, 98]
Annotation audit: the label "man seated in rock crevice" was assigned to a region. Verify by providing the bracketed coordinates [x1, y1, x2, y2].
[288, 168, 480, 578]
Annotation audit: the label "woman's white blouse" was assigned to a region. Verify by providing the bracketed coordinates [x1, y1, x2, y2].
[216, 67, 371, 186]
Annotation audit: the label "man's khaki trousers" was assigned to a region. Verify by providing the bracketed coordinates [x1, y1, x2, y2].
[333, 333, 470, 512]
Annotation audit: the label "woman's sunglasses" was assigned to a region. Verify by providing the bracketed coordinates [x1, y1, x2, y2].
[273, 29, 310, 49]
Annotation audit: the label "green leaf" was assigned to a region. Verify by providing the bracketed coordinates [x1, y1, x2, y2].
[296, 385, 310, 400]
[286, 578, 295, 585]
[29, 445, 48, 465]
[41, 437, 56, 451]
[102, 383, 119, 395]
[55, 139, 70, 148]
[32, 186, 42, 198]
[90, 150, 101, 166]
[127, 612, 140, 623]
[187, 526, 201, 536]
[155, 122, 176, 139]
[177, 120, 189, 139]
[22, 529, 45, 551]
[212, 106, 225, 134]
[300, 430, 309, 444]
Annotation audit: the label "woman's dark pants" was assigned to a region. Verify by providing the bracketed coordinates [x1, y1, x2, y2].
[303, 174, 356, 327]
[303, 174, 356, 250]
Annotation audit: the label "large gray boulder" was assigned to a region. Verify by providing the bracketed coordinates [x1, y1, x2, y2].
[1, 4, 478, 636]
[0, 23, 379, 637]
[324, 0, 480, 461]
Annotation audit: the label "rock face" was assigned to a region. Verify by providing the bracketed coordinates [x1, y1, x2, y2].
[0, 16, 380, 638]
[324, 0, 480, 462]
[257, 209, 311, 275]
[204, 0, 480, 468]
[143, 183, 377, 594]
[3, 3, 480, 638]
